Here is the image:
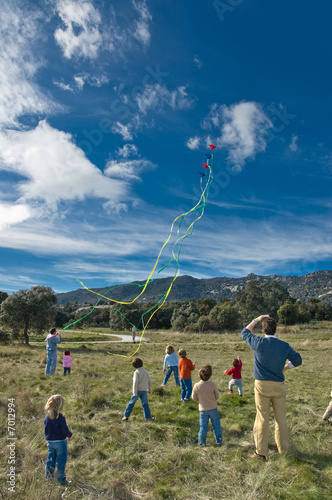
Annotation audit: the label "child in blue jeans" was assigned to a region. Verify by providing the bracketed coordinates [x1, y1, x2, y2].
[161, 345, 180, 387]
[44, 394, 72, 485]
[192, 365, 223, 446]
[122, 358, 153, 421]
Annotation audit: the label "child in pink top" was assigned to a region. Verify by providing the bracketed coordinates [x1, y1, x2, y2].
[63, 350, 73, 376]
[224, 356, 243, 396]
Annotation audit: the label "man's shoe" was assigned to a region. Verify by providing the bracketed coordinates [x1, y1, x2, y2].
[122, 417, 128, 421]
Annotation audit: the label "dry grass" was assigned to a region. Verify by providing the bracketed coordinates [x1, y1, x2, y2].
[0, 324, 331, 499]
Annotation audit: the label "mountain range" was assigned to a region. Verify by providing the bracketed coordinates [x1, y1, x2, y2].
[56, 270, 332, 305]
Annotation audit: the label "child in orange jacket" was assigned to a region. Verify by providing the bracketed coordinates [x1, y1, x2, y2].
[178, 349, 195, 402]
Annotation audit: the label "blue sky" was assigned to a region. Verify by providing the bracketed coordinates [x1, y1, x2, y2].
[0, 0, 332, 294]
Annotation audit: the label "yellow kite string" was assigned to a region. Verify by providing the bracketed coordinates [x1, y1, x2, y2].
[77, 155, 214, 358]
[77, 165, 213, 306]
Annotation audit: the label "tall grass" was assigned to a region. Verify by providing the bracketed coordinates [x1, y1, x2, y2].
[0, 324, 331, 499]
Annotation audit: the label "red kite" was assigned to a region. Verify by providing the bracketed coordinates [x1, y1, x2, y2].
[209, 144, 216, 150]
[202, 163, 209, 169]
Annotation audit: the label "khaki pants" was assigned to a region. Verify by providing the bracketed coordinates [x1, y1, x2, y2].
[254, 380, 290, 457]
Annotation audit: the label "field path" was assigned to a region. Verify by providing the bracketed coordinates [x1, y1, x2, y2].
[30, 331, 148, 344]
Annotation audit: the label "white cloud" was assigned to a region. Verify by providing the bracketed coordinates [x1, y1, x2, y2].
[186, 137, 201, 150]
[54, 0, 103, 59]
[136, 84, 196, 115]
[112, 122, 134, 141]
[0, 4, 58, 128]
[194, 55, 202, 69]
[103, 200, 128, 214]
[202, 101, 272, 169]
[116, 144, 140, 158]
[0, 120, 128, 208]
[54, 72, 109, 93]
[104, 159, 156, 182]
[289, 134, 299, 152]
[0, 202, 32, 229]
[132, 0, 152, 47]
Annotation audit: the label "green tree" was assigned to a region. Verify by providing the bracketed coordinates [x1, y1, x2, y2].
[277, 299, 298, 325]
[196, 298, 217, 316]
[315, 301, 332, 321]
[171, 301, 199, 329]
[236, 280, 265, 323]
[0, 286, 57, 344]
[0, 291, 8, 305]
[295, 301, 311, 323]
[196, 316, 211, 333]
[261, 282, 291, 318]
[307, 298, 320, 319]
[208, 301, 241, 332]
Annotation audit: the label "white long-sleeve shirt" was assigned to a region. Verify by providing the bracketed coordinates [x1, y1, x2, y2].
[132, 367, 151, 396]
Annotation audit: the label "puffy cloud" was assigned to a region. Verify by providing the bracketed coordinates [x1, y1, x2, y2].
[0, 4, 58, 128]
[186, 137, 201, 150]
[289, 134, 299, 152]
[54, 0, 103, 59]
[0, 202, 32, 229]
[104, 158, 156, 182]
[112, 122, 134, 141]
[132, 0, 152, 47]
[116, 144, 140, 158]
[202, 101, 272, 169]
[54, 72, 109, 92]
[0, 120, 127, 208]
[194, 55, 202, 69]
[136, 84, 196, 115]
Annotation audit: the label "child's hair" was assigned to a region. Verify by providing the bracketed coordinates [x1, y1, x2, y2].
[233, 358, 239, 367]
[178, 348, 187, 358]
[166, 345, 174, 354]
[64, 350, 70, 356]
[44, 395, 65, 420]
[198, 365, 212, 381]
[50, 328, 56, 335]
[132, 358, 143, 368]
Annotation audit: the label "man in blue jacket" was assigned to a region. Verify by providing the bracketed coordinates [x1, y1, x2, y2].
[242, 314, 302, 460]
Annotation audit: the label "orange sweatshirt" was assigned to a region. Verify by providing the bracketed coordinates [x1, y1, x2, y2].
[179, 357, 195, 379]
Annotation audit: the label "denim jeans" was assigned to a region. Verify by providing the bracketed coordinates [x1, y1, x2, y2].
[180, 378, 192, 400]
[163, 366, 180, 386]
[229, 378, 243, 395]
[45, 439, 68, 483]
[63, 367, 71, 376]
[124, 391, 151, 420]
[45, 351, 57, 376]
[198, 408, 223, 445]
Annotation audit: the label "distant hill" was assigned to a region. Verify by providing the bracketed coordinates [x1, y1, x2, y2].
[56, 270, 332, 305]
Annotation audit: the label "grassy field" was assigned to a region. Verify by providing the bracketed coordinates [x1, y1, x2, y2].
[0, 323, 331, 499]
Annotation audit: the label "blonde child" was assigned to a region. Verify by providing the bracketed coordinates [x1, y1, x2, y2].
[122, 358, 153, 421]
[44, 395, 72, 485]
[224, 356, 243, 396]
[192, 365, 223, 446]
[161, 345, 180, 387]
[178, 348, 195, 401]
[63, 350, 73, 376]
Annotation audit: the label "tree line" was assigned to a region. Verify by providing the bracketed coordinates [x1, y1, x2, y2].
[1, 280, 331, 343]
[2, 280, 331, 344]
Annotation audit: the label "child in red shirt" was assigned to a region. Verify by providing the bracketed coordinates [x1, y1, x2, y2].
[178, 349, 195, 402]
[224, 356, 243, 396]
